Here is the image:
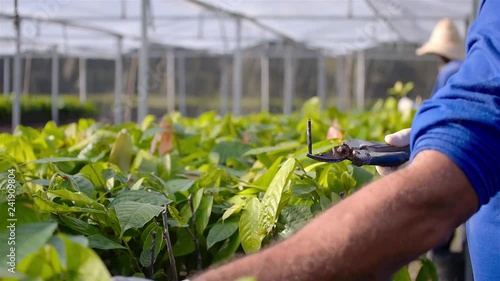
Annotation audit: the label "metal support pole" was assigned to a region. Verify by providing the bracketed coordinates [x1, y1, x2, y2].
[177, 55, 186, 116]
[283, 43, 294, 115]
[12, 52, 21, 129]
[51, 46, 59, 125]
[336, 56, 346, 111]
[317, 51, 326, 110]
[260, 48, 269, 113]
[3, 57, 9, 96]
[232, 18, 242, 115]
[79, 57, 87, 103]
[137, 0, 149, 122]
[166, 48, 176, 114]
[220, 57, 229, 115]
[23, 56, 31, 95]
[114, 37, 123, 124]
[356, 50, 365, 109]
[12, 0, 22, 131]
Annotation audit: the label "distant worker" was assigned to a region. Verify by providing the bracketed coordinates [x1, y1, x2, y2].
[416, 18, 465, 97]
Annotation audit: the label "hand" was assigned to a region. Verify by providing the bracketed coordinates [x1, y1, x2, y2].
[375, 128, 411, 176]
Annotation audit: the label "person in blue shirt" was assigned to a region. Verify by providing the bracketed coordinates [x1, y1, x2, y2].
[415, 18, 465, 97]
[191, 1, 499, 280]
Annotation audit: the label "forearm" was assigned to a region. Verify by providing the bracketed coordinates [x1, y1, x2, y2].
[194, 150, 478, 281]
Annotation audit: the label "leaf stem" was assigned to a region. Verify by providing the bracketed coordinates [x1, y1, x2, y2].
[188, 194, 202, 270]
[162, 206, 178, 281]
[123, 240, 142, 273]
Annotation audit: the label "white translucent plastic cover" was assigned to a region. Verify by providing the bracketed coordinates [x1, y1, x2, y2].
[0, 0, 472, 56]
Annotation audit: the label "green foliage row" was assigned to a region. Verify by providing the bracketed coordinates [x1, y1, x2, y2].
[0, 95, 435, 281]
[0, 95, 97, 125]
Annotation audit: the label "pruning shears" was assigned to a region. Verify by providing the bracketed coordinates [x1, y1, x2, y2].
[306, 119, 410, 167]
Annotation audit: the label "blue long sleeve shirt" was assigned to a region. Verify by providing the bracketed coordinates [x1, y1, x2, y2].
[410, 1, 500, 280]
[430, 60, 463, 96]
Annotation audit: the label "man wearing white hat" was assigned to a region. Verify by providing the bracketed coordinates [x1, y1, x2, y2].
[416, 18, 465, 97]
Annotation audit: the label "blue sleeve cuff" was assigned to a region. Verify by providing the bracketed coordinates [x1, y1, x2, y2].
[410, 97, 499, 206]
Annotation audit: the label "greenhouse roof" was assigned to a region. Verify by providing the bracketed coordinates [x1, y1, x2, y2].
[0, 0, 474, 57]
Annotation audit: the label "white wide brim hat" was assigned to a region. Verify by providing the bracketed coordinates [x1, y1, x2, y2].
[416, 18, 465, 60]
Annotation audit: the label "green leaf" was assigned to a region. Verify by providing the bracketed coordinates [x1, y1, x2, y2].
[391, 267, 412, 281]
[259, 158, 296, 235]
[301, 96, 321, 120]
[79, 162, 109, 189]
[47, 189, 102, 209]
[214, 231, 241, 263]
[72, 174, 95, 198]
[320, 196, 332, 211]
[172, 228, 195, 257]
[278, 205, 313, 238]
[58, 215, 99, 235]
[141, 115, 157, 131]
[0, 222, 57, 268]
[139, 249, 154, 268]
[253, 156, 283, 190]
[243, 141, 300, 157]
[140, 224, 164, 267]
[207, 218, 239, 249]
[291, 184, 316, 197]
[167, 205, 187, 227]
[211, 141, 252, 164]
[60, 234, 112, 281]
[196, 195, 214, 233]
[129, 177, 145, 191]
[239, 198, 263, 253]
[108, 129, 134, 172]
[16, 244, 63, 280]
[29, 157, 89, 164]
[88, 234, 125, 250]
[352, 166, 373, 188]
[131, 150, 160, 173]
[330, 192, 342, 206]
[113, 202, 164, 234]
[222, 195, 252, 221]
[110, 190, 172, 207]
[140, 127, 166, 142]
[416, 258, 438, 281]
[165, 179, 195, 194]
[178, 188, 203, 224]
[34, 197, 105, 214]
[340, 171, 356, 192]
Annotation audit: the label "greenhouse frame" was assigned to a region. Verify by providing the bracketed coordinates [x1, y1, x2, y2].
[0, 0, 480, 130]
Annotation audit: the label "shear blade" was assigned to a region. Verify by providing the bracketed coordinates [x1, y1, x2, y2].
[306, 146, 348, 163]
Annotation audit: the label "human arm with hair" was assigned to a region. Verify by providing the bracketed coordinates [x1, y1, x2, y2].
[193, 151, 477, 281]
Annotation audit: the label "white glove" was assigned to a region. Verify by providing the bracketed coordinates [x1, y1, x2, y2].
[375, 128, 411, 176]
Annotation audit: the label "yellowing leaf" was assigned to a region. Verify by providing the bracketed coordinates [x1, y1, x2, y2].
[258, 158, 296, 235]
[108, 129, 134, 172]
[239, 198, 263, 253]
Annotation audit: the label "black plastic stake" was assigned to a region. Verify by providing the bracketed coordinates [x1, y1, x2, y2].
[162, 206, 178, 281]
[150, 231, 156, 278]
[307, 119, 313, 154]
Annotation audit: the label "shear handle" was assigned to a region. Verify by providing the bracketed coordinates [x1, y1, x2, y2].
[350, 143, 410, 167]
